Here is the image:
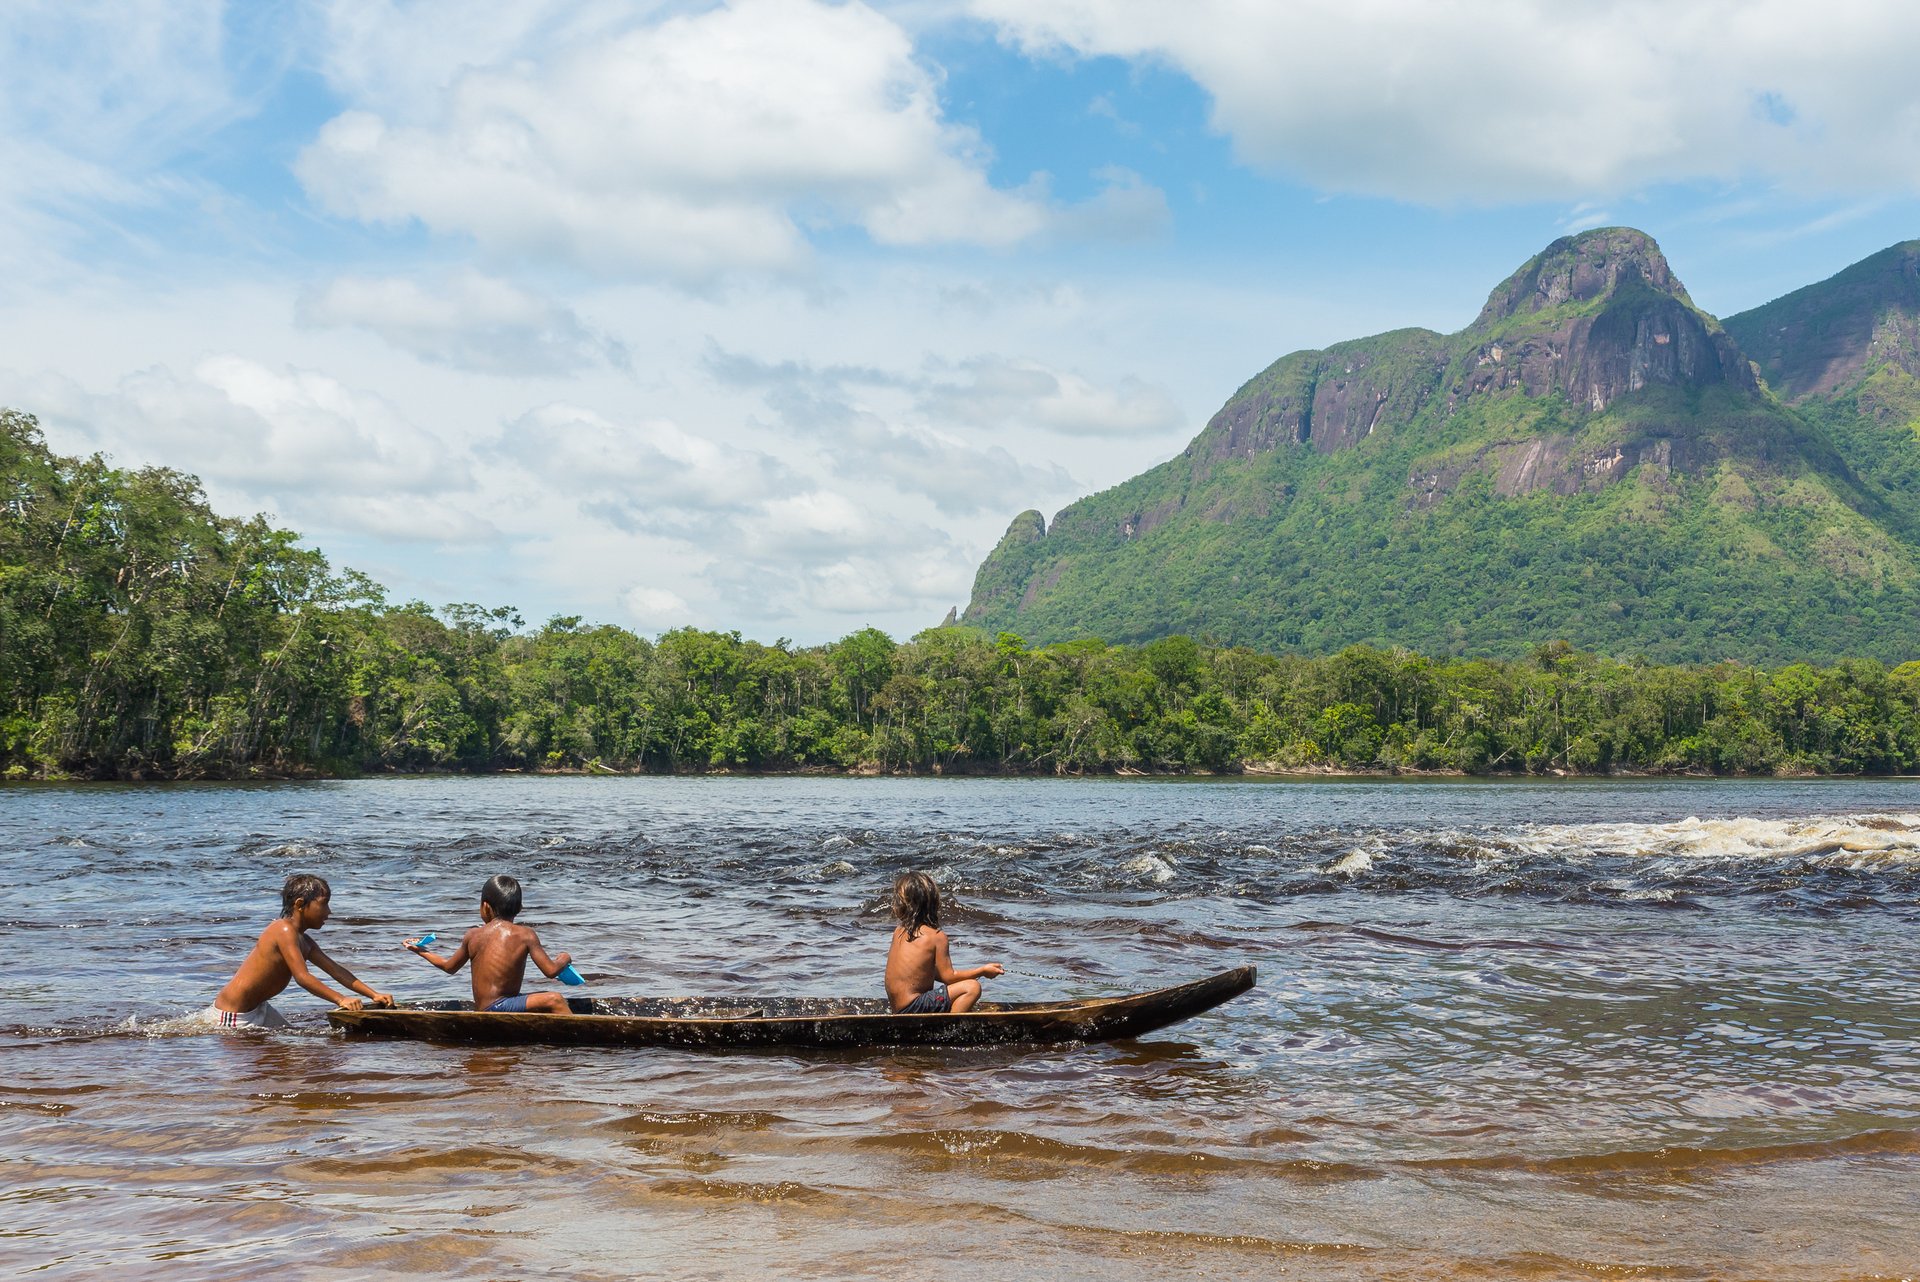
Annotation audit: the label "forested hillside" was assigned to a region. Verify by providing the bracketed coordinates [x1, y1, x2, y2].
[1725, 240, 1920, 542]
[7, 409, 1920, 778]
[964, 229, 1920, 666]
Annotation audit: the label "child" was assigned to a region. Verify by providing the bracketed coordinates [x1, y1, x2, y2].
[885, 870, 1002, 1013]
[204, 873, 393, 1027]
[405, 874, 576, 1013]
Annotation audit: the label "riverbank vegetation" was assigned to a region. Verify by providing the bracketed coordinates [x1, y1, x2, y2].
[6, 410, 1920, 780]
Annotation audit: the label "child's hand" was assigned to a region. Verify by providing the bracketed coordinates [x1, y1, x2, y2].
[370, 992, 394, 1008]
[339, 996, 365, 1011]
[981, 963, 1005, 979]
[404, 938, 426, 952]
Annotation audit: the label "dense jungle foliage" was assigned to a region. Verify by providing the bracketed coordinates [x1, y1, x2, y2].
[6, 411, 1920, 779]
[963, 384, 1920, 666]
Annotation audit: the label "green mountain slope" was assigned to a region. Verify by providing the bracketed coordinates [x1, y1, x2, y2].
[1725, 241, 1920, 540]
[963, 229, 1920, 665]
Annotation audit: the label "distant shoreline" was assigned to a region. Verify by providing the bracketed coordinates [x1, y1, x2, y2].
[8, 762, 1904, 784]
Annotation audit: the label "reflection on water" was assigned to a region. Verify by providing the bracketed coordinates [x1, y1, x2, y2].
[3, 776, 1919, 1279]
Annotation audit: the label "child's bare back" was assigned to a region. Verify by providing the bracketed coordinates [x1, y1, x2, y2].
[886, 924, 954, 1010]
[884, 871, 1002, 1013]
[407, 874, 575, 1014]
[460, 917, 560, 1010]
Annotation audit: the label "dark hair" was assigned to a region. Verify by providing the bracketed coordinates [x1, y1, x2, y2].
[482, 874, 523, 921]
[891, 871, 940, 941]
[281, 873, 330, 917]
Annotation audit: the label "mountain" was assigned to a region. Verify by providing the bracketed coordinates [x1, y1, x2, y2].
[1724, 241, 1920, 539]
[962, 229, 1920, 665]
[1724, 240, 1920, 400]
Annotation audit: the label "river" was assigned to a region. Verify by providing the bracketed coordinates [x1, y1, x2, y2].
[4, 776, 1918, 1279]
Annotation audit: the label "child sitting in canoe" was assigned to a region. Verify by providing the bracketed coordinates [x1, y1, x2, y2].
[405, 874, 576, 1013]
[886, 870, 1003, 1013]
[204, 873, 393, 1027]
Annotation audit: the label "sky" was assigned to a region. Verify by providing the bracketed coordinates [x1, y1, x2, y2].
[3, 0, 1919, 644]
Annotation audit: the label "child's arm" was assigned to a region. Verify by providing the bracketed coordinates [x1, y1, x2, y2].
[267, 927, 382, 1010]
[526, 931, 573, 980]
[932, 932, 1004, 984]
[406, 930, 473, 975]
[306, 940, 394, 1008]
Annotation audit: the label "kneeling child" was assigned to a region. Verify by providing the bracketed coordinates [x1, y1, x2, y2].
[406, 874, 576, 1013]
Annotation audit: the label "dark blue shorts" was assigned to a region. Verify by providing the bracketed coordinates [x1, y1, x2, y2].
[896, 983, 950, 1014]
[486, 995, 530, 1013]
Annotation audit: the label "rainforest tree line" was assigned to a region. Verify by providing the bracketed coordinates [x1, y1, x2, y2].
[5, 409, 1920, 780]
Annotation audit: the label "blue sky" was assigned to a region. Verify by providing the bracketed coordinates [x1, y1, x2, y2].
[3, 0, 1918, 642]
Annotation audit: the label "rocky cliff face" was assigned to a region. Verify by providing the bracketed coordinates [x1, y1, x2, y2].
[1185, 229, 1752, 484]
[1462, 269, 1754, 413]
[1473, 227, 1689, 323]
[1192, 331, 1449, 466]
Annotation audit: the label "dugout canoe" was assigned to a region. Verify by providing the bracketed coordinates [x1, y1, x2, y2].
[326, 965, 1256, 1048]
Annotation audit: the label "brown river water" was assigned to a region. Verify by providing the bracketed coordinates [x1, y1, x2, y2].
[4, 777, 1920, 1280]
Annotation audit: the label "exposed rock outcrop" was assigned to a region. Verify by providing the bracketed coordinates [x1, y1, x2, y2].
[1192, 331, 1450, 469]
[1460, 281, 1753, 413]
[1463, 230, 1753, 413]
[1474, 227, 1690, 324]
[1187, 228, 1753, 489]
[1408, 435, 1681, 507]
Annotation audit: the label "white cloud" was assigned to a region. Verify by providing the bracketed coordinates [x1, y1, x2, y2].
[494, 421, 980, 628]
[0, 1, 286, 269]
[490, 399, 979, 619]
[1559, 204, 1615, 235]
[622, 584, 691, 629]
[318, 494, 497, 544]
[744, 491, 892, 557]
[0, 1, 238, 157]
[971, 0, 1920, 203]
[493, 402, 799, 534]
[710, 492, 976, 619]
[917, 355, 1185, 438]
[791, 400, 1073, 518]
[12, 355, 489, 542]
[300, 0, 1053, 281]
[1053, 166, 1171, 240]
[311, 0, 624, 119]
[709, 343, 1187, 443]
[190, 355, 461, 492]
[299, 270, 628, 375]
[708, 348, 1087, 514]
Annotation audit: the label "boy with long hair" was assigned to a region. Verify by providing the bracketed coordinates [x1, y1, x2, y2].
[885, 870, 1002, 1013]
[205, 873, 393, 1027]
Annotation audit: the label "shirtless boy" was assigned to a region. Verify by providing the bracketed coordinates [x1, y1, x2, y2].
[205, 873, 393, 1027]
[885, 870, 1003, 1013]
[405, 874, 576, 1013]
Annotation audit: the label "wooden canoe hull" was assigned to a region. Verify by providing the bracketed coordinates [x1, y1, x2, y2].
[326, 966, 1256, 1048]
